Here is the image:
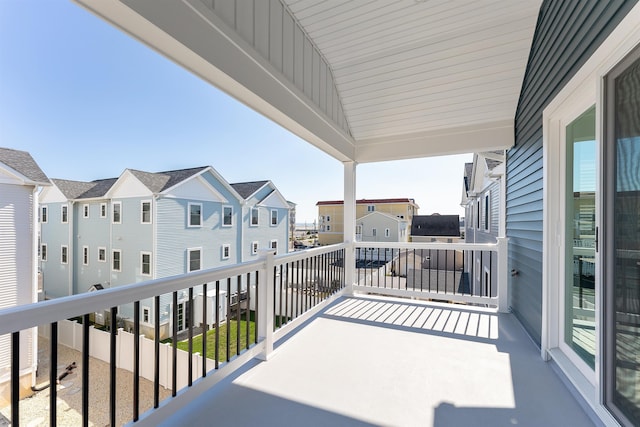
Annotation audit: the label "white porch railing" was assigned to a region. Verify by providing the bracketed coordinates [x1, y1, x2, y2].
[0, 239, 507, 426]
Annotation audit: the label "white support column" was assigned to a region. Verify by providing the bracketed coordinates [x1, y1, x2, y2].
[257, 249, 275, 360]
[343, 161, 357, 295]
[497, 237, 509, 313]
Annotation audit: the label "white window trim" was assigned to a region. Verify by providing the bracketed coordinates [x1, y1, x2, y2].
[83, 204, 89, 218]
[187, 248, 202, 273]
[326, 225, 331, 231]
[326, 215, 331, 222]
[222, 206, 233, 227]
[61, 205, 68, 224]
[251, 241, 259, 255]
[100, 203, 107, 218]
[61, 245, 68, 264]
[250, 208, 259, 226]
[540, 6, 640, 420]
[41, 243, 47, 261]
[372, 228, 377, 237]
[141, 200, 152, 224]
[140, 251, 152, 276]
[385, 228, 390, 238]
[270, 209, 278, 226]
[41, 205, 48, 223]
[142, 306, 151, 325]
[222, 244, 231, 260]
[270, 239, 278, 252]
[98, 246, 106, 262]
[112, 249, 122, 272]
[188, 202, 202, 227]
[82, 246, 89, 266]
[112, 202, 122, 224]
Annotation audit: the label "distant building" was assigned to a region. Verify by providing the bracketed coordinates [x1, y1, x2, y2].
[356, 211, 409, 243]
[410, 214, 461, 243]
[39, 166, 289, 338]
[316, 198, 419, 245]
[461, 152, 504, 296]
[0, 147, 50, 401]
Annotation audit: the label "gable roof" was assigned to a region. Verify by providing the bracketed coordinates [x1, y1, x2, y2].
[358, 210, 407, 224]
[52, 179, 101, 199]
[230, 181, 269, 199]
[411, 215, 460, 237]
[0, 147, 49, 185]
[145, 166, 209, 192]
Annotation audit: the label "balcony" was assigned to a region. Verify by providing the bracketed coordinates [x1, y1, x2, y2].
[0, 241, 595, 426]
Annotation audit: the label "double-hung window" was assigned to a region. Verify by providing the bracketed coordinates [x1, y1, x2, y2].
[188, 248, 201, 272]
[141, 252, 151, 276]
[251, 208, 259, 226]
[271, 210, 278, 226]
[83, 204, 89, 218]
[188, 203, 202, 227]
[223, 206, 233, 227]
[61, 245, 68, 264]
[222, 244, 231, 260]
[41, 206, 48, 223]
[98, 247, 106, 262]
[41, 244, 47, 261]
[112, 202, 122, 224]
[251, 241, 259, 255]
[112, 250, 121, 272]
[141, 200, 152, 224]
[100, 203, 107, 218]
[61, 205, 68, 223]
[82, 246, 89, 265]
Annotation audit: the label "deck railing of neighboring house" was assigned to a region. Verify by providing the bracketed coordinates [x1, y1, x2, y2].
[0, 244, 347, 427]
[0, 240, 508, 426]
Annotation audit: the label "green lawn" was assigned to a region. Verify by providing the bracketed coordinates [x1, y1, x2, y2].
[176, 319, 256, 361]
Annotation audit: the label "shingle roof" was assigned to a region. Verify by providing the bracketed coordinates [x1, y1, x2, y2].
[486, 159, 502, 170]
[0, 147, 49, 184]
[230, 181, 269, 199]
[411, 215, 460, 237]
[52, 179, 101, 199]
[149, 166, 208, 192]
[463, 162, 473, 192]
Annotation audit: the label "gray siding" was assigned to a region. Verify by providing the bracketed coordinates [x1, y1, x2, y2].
[508, 0, 637, 345]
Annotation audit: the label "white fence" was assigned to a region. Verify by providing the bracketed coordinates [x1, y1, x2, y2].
[38, 320, 214, 391]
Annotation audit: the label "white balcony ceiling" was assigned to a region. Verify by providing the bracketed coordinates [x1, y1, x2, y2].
[75, 0, 542, 163]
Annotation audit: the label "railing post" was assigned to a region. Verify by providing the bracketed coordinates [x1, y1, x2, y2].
[258, 249, 275, 360]
[497, 237, 509, 313]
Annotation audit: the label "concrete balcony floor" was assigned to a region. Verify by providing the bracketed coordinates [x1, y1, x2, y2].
[164, 295, 594, 427]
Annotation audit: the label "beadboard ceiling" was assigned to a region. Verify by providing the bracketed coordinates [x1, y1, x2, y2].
[75, 0, 542, 163]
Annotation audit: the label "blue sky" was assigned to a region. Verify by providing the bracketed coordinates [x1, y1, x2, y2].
[0, 0, 470, 224]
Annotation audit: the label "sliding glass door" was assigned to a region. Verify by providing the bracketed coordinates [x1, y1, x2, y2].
[605, 47, 640, 427]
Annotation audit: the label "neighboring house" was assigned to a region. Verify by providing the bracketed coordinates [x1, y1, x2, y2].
[410, 214, 461, 243]
[317, 198, 419, 245]
[461, 152, 505, 296]
[356, 211, 409, 243]
[287, 201, 296, 249]
[39, 167, 289, 338]
[0, 147, 50, 401]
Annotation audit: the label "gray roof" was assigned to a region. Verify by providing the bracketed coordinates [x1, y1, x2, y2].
[463, 162, 473, 192]
[230, 181, 269, 199]
[0, 147, 49, 184]
[486, 158, 502, 170]
[411, 215, 460, 237]
[52, 179, 103, 199]
[136, 166, 208, 192]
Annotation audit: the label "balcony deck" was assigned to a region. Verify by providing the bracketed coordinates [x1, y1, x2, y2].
[162, 295, 595, 427]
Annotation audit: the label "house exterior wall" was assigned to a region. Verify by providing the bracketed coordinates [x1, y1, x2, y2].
[508, 0, 637, 345]
[357, 213, 407, 243]
[39, 201, 72, 298]
[0, 181, 37, 398]
[242, 186, 290, 259]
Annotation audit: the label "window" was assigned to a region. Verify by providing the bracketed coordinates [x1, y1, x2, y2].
[326, 225, 331, 231]
[251, 241, 259, 255]
[385, 228, 390, 238]
[83, 204, 89, 218]
[41, 206, 48, 223]
[251, 208, 259, 226]
[484, 194, 490, 231]
[356, 225, 362, 235]
[141, 252, 151, 276]
[112, 250, 121, 272]
[141, 201, 151, 224]
[223, 206, 233, 226]
[61, 245, 68, 264]
[61, 205, 68, 223]
[112, 202, 121, 224]
[142, 307, 150, 324]
[367, 205, 375, 212]
[82, 246, 89, 265]
[98, 247, 106, 262]
[188, 203, 202, 227]
[372, 228, 377, 237]
[188, 248, 201, 272]
[270, 240, 277, 251]
[271, 210, 278, 226]
[41, 244, 47, 261]
[222, 244, 230, 260]
[476, 201, 480, 229]
[100, 203, 107, 218]
[326, 215, 331, 222]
